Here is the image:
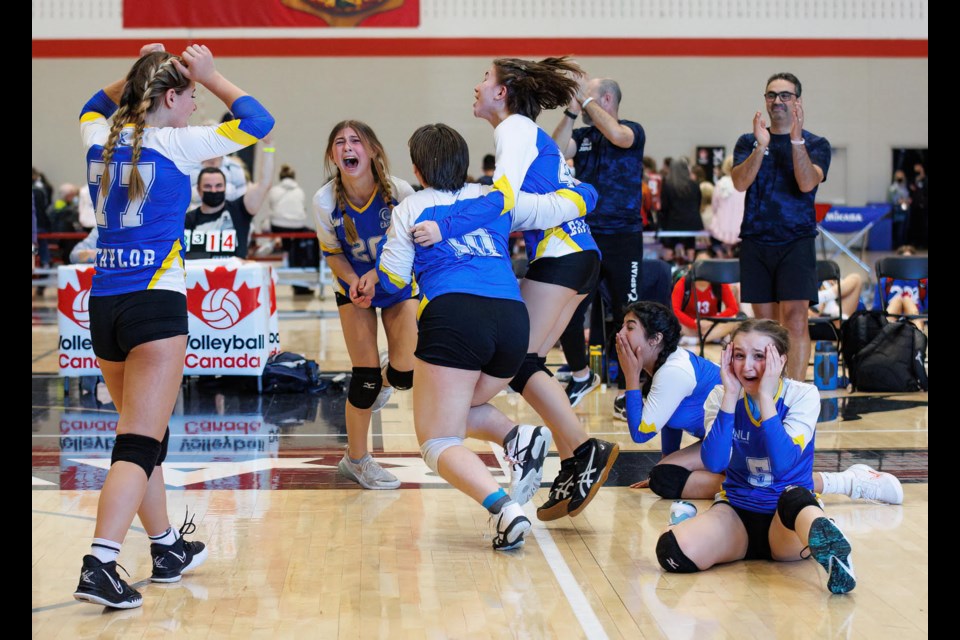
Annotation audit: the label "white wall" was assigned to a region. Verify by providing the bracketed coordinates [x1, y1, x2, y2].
[32, 0, 929, 39]
[32, 0, 927, 204]
[32, 55, 928, 206]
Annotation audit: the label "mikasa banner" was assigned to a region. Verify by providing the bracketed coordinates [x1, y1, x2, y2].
[57, 259, 280, 377]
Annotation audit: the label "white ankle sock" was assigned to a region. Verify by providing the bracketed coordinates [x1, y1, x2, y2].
[91, 538, 121, 563]
[499, 499, 522, 521]
[149, 526, 179, 547]
[819, 471, 853, 496]
[572, 371, 591, 383]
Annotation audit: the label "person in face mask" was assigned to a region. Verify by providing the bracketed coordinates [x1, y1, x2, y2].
[183, 132, 274, 258]
[887, 169, 911, 249]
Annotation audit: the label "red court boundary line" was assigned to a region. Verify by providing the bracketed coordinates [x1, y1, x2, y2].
[32, 38, 927, 58]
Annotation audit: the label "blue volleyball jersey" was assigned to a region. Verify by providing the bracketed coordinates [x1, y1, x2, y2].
[434, 115, 599, 263]
[700, 379, 820, 513]
[313, 176, 417, 307]
[625, 347, 721, 455]
[80, 92, 274, 296]
[571, 120, 646, 234]
[377, 182, 597, 317]
[734, 129, 831, 245]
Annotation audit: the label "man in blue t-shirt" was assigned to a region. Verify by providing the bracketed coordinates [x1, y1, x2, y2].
[732, 72, 831, 382]
[552, 74, 646, 414]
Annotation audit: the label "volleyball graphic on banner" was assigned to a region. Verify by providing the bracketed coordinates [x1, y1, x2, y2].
[201, 288, 243, 329]
[71, 289, 91, 329]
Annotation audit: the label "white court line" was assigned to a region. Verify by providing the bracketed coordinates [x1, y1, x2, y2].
[34, 429, 926, 439]
[490, 443, 609, 640]
[580, 429, 926, 437]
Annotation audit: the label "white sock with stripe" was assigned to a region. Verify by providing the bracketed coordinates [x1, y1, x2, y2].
[91, 538, 121, 564]
[149, 526, 179, 547]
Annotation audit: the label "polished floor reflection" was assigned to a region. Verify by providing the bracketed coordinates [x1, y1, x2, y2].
[32, 280, 928, 639]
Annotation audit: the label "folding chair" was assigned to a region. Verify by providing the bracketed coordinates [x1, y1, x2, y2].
[690, 258, 742, 357]
[875, 256, 928, 324]
[817, 205, 891, 274]
[808, 259, 845, 379]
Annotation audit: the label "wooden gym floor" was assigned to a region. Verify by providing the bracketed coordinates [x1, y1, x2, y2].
[31, 266, 928, 639]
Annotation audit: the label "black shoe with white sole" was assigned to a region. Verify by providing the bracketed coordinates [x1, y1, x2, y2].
[150, 510, 209, 583]
[565, 373, 601, 408]
[537, 458, 577, 521]
[73, 555, 143, 609]
[567, 438, 620, 517]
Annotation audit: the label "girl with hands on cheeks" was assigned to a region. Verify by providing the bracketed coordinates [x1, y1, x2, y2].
[614, 302, 723, 496]
[655, 319, 858, 595]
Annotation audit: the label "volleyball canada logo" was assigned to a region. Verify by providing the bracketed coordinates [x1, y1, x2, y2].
[58, 267, 95, 329]
[187, 266, 261, 330]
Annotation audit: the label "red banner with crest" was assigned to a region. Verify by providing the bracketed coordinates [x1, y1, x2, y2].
[123, 0, 419, 28]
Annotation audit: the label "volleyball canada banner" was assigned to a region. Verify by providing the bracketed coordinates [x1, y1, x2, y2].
[57, 259, 281, 376]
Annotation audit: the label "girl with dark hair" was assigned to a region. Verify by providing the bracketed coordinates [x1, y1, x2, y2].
[73, 43, 274, 609]
[410, 56, 619, 523]
[371, 122, 597, 550]
[313, 120, 417, 490]
[615, 301, 724, 496]
[654, 319, 858, 594]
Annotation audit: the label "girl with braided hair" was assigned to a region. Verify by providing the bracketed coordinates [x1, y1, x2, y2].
[410, 56, 618, 522]
[313, 120, 417, 490]
[72, 43, 273, 609]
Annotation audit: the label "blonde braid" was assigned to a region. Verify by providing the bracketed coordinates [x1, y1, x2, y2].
[333, 170, 348, 215]
[126, 99, 152, 201]
[126, 62, 168, 201]
[98, 104, 130, 205]
[372, 157, 395, 210]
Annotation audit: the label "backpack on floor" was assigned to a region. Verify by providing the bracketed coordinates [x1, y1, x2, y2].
[840, 309, 887, 387]
[261, 351, 323, 393]
[852, 320, 928, 392]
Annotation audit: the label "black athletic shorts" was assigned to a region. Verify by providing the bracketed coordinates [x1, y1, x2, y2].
[416, 293, 529, 378]
[718, 501, 775, 561]
[89, 289, 188, 362]
[739, 237, 818, 304]
[523, 250, 600, 294]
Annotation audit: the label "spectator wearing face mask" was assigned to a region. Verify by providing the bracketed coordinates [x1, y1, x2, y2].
[887, 170, 911, 249]
[183, 134, 275, 258]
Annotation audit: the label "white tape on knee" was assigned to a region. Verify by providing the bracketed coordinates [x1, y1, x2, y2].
[420, 436, 464, 473]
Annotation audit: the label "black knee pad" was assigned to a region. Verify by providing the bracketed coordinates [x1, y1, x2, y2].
[111, 433, 163, 478]
[348, 367, 383, 409]
[648, 464, 692, 499]
[777, 485, 821, 530]
[385, 364, 413, 390]
[537, 356, 554, 378]
[154, 426, 171, 469]
[508, 353, 543, 393]
[656, 530, 700, 573]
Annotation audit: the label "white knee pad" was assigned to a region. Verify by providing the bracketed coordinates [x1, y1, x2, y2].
[420, 436, 464, 473]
